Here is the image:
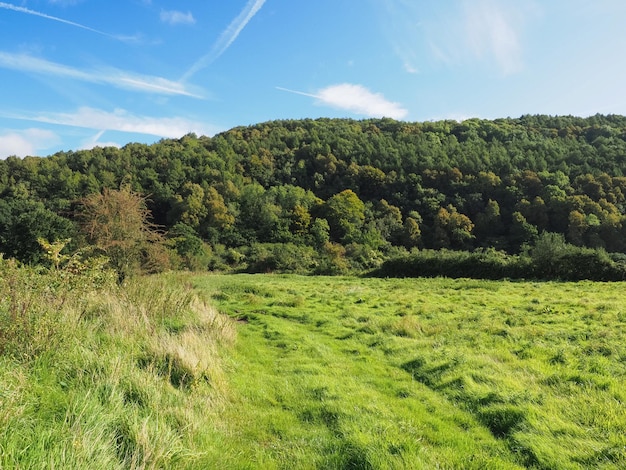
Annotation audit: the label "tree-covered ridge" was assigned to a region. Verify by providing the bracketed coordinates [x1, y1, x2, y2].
[3, 114, 626, 274]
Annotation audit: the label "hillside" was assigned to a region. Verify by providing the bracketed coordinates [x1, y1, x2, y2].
[2, 115, 626, 275]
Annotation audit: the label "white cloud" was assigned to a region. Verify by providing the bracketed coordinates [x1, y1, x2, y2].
[160, 10, 195, 25]
[182, 0, 266, 81]
[317, 84, 408, 119]
[277, 84, 408, 120]
[0, 52, 203, 97]
[22, 107, 219, 138]
[0, 128, 60, 158]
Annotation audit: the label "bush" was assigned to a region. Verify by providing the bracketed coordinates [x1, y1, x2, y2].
[167, 223, 212, 271]
[372, 248, 526, 279]
[371, 239, 626, 281]
[527, 232, 626, 281]
[244, 243, 318, 274]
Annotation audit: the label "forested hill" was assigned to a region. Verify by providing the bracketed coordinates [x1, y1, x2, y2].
[3, 114, 626, 274]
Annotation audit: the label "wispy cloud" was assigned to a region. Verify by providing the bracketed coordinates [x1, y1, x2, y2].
[462, 0, 526, 75]
[277, 84, 408, 120]
[0, 1, 125, 40]
[160, 9, 196, 26]
[181, 0, 266, 81]
[0, 128, 60, 158]
[378, 0, 423, 75]
[10, 106, 219, 138]
[80, 130, 120, 150]
[0, 52, 202, 97]
[381, 0, 536, 76]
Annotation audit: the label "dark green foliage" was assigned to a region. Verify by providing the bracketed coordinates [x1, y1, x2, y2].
[244, 243, 317, 273]
[374, 235, 626, 281]
[374, 249, 528, 280]
[527, 232, 626, 281]
[3, 115, 626, 278]
[0, 198, 76, 264]
[167, 223, 211, 271]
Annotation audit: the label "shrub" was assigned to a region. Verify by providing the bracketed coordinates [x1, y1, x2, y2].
[244, 243, 318, 274]
[527, 232, 626, 281]
[372, 248, 524, 279]
[370, 241, 624, 281]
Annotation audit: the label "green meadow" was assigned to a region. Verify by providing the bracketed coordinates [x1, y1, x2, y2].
[194, 274, 626, 469]
[2, 267, 626, 469]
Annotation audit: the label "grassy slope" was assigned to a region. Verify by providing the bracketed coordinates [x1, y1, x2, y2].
[0, 269, 236, 469]
[194, 274, 626, 469]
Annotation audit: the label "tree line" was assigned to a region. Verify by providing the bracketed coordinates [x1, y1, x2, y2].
[2, 114, 626, 278]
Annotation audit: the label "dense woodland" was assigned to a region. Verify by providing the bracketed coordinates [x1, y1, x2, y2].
[3, 114, 626, 278]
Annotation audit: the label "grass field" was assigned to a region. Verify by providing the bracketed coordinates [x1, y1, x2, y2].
[193, 274, 626, 469]
[2, 267, 625, 468]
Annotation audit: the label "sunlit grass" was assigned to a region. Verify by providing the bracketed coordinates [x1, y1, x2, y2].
[195, 274, 626, 469]
[3, 267, 626, 468]
[0, 267, 236, 469]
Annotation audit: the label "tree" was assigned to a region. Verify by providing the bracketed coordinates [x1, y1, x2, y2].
[78, 186, 166, 281]
[323, 189, 365, 243]
[310, 218, 330, 248]
[433, 205, 474, 249]
[167, 222, 211, 271]
[0, 198, 76, 264]
[567, 210, 587, 246]
[290, 204, 312, 237]
[203, 186, 235, 236]
[508, 211, 538, 251]
[474, 199, 504, 244]
[402, 212, 422, 249]
[371, 199, 403, 242]
[169, 182, 207, 229]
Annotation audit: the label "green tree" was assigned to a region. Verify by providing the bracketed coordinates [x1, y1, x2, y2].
[203, 186, 235, 236]
[323, 189, 366, 243]
[508, 211, 538, 251]
[0, 198, 76, 264]
[310, 218, 330, 248]
[474, 199, 504, 244]
[433, 205, 474, 249]
[402, 213, 422, 249]
[171, 182, 208, 229]
[167, 223, 211, 271]
[371, 199, 403, 242]
[567, 210, 587, 246]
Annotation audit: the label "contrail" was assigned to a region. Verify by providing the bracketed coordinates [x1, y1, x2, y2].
[0, 2, 117, 38]
[275, 86, 318, 99]
[181, 0, 266, 81]
[0, 52, 203, 97]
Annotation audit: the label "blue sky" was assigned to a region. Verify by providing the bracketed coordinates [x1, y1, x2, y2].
[1, 0, 626, 157]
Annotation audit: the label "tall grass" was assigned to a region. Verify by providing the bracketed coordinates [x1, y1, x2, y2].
[0, 259, 235, 469]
